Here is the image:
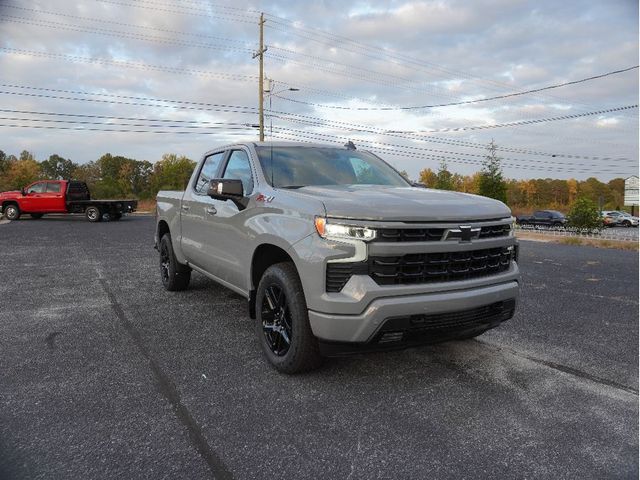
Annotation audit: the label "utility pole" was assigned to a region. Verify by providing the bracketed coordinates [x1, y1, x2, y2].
[252, 13, 267, 141]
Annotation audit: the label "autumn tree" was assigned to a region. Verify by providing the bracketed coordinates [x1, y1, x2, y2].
[418, 168, 437, 188]
[4, 157, 41, 189]
[478, 140, 507, 203]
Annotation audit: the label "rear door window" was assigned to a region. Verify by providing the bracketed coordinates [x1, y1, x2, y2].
[46, 182, 62, 193]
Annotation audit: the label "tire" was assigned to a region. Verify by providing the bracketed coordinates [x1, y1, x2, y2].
[30, 213, 44, 219]
[111, 213, 122, 221]
[623, 220, 631, 228]
[159, 234, 191, 291]
[86, 206, 102, 222]
[255, 262, 323, 374]
[4, 204, 20, 221]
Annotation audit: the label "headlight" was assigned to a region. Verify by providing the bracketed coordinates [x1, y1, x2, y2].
[314, 217, 376, 241]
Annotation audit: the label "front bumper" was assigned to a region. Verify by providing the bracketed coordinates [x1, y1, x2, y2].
[308, 279, 519, 345]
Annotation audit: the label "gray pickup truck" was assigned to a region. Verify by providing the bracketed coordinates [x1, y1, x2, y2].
[156, 142, 520, 373]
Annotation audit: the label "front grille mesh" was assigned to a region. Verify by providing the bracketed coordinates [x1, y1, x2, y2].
[376, 228, 445, 242]
[374, 223, 510, 242]
[326, 246, 513, 292]
[369, 247, 512, 286]
[479, 224, 511, 238]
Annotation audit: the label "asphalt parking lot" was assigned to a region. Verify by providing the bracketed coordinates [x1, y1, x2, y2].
[0, 215, 637, 479]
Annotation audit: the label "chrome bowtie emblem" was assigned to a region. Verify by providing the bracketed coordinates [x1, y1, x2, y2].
[446, 225, 481, 242]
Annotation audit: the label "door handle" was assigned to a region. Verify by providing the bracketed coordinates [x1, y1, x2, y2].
[181, 205, 190, 211]
[206, 206, 217, 216]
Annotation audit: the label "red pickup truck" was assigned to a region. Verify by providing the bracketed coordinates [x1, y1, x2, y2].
[0, 180, 137, 222]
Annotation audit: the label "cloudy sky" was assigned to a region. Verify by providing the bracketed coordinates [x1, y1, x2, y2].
[0, 0, 638, 180]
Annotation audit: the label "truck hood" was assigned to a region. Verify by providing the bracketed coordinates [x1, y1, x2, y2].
[290, 185, 511, 222]
[0, 190, 21, 198]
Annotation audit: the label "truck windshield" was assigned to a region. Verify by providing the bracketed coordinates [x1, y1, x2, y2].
[255, 146, 409, 188]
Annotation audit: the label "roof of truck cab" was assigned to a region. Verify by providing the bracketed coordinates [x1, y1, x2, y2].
[200, 141, 364, 157]
[251, 141, 350, 149]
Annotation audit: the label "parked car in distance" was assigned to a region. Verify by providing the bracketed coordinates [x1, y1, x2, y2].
[156, 141, 520, 373]
[516, 210, 567, 228]
[602, 210, 639, 228]
[0, 180, 137, 222]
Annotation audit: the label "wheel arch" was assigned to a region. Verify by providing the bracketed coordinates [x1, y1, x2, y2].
[2, 200, 19, 210]
[157, 219, 170, 240]
[249, 243, 297, 319]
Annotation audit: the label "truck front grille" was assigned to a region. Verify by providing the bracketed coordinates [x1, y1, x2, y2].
[326, 246, 514, 292]
[479, 224, 511, 238]
[376, 228, 445, 242]
[374, 224, 510, 242]
[369, 247, 513, 286]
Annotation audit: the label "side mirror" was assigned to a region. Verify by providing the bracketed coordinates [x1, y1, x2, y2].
[21, 188, 26, 196]
[207, 179, 247, 210]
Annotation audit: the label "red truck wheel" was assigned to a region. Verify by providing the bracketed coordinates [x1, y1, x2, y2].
[4, 204, 20, 221]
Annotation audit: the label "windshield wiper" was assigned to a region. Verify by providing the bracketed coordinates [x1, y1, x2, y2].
[278, 185, 307, 189]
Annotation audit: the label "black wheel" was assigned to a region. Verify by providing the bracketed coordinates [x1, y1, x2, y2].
[4, 204, 20, 221]
[256, 262, 323, 373]
[30, 213, 44, 219]
[86, 206, 102, 222]
[623, 220, 631, 227]
[159, 234, 191, 291]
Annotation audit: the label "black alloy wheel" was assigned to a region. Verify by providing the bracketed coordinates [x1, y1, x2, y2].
[261, 284, 292, 356]
[160, 240, 171, 285]
[158, 234, 191, 291]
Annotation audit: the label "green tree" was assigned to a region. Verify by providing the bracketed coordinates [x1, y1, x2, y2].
[19, 150, 35, 162]
[150, 154, 196, 192]
[40, 154, 77, 180]
[435, 160, 454, 190]
[567, 197, 601, 231]
[478, 140, 507, 203]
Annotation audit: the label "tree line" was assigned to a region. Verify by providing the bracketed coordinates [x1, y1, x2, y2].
[0, 144, 630, 213]
[0, 150, 195, 200]
[416, 140, 629, 213]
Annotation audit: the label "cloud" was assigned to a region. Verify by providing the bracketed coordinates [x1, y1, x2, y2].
[0, 0, 637, 181]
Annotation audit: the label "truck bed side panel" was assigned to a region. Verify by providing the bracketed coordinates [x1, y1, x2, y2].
[156, 191, 187, 264]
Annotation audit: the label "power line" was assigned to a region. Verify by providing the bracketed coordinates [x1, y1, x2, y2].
[269, 129, 634, 175]
[0, 115, 254, 130]
[1, 15, 255, 55]
[1, 4, 252, 45]
[0, 123, 252, 135]
[0, 89, 259, 115]
[266, 125, 632, 169]
[0, 48, 258, 81]
[0, 109, 255, 127]
[94, 0, 258, 24]
[3, 83, 633, 164]
[263, 14, 636, 116]
[268, 103, 638, 135]
[272, 66, 639, 110]
[266, 111, 638, 164]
